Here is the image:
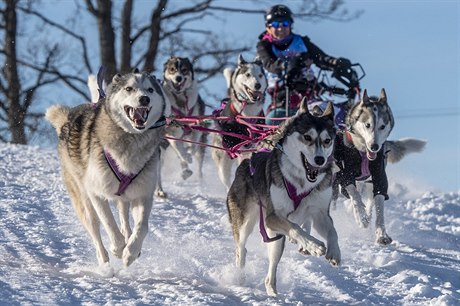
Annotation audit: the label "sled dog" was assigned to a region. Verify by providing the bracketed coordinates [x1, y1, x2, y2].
[333, 88, 426, 245]
[227, 101, 339, 297]
[157, 56, 207, 197]
[46, 70, 168, 267]
[211, 54, 268, 190]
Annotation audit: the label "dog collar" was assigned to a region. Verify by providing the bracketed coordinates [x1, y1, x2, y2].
[149, 115, 167, 129]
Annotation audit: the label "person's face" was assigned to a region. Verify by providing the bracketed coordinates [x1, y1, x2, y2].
[266, 20, 291, 40]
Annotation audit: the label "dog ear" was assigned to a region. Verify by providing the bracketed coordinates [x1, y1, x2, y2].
[112, 73, 122, 84]
[362, 89, 370, 104]
[379, 88, 387, 104]
[298, 96, 309, 114]
[321, 101, 335, 121]
[238, 54, 247, 66]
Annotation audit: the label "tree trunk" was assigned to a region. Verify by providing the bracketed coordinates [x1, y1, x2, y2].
[143, 0, 167, 73]
[96, 0, 117, 82]
[120, 0, 133, 73]
[4, 0, 27, 144]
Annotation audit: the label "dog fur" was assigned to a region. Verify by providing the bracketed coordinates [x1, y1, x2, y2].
[46, 70, 168, 267]
[333, 88, 426, 244]
[227, 101, 339, 296]
[156, 56, 207, 197]
[211, 54, 268, 190]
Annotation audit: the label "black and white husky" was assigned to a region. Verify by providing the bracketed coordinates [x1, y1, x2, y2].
[227, 101, 339, 297]
[46, 70, 168, 267]
[333, 88, 426, 245]
[157, 56, 207, 197]
[211, 54, 268, 190]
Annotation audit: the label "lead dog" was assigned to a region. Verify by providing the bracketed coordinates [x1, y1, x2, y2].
[46, 70, 168, 267]
[333, 88, 426, 244]
[211, 54, 268, 190]
[227, 101, 339, 297]
[159, 57, 207, 195]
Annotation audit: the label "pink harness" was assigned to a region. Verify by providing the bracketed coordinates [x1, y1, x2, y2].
[249, 156, 312, 243]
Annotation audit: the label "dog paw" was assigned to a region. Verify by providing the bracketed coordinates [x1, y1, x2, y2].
[376, 235, 393, 245]
[155, 189, 168, 199]
[303, 240, 326, 257]
[264, 277, 278, 297]
[326, 247, 341, 266]
[123, 248, 141, 267]
[181, 169, 193, 180]
[298, 247, 311, 256]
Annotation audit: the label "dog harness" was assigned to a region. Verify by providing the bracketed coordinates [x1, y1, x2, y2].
[104, 150, 141, 196]
[249, 152, 313, 243]
[334, 133, 389, 200]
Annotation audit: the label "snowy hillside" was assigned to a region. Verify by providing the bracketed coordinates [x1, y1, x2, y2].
[0, 143, 459, 305]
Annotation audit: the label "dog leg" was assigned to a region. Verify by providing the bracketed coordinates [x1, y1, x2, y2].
[265, 213, 326, 257]
[374, 194, 393, 245]
[234, 215, 257, 269]
[194, 132, 207, 180]
[123, 198, 153, 267]
[88, 194, 126, 259]
[117, 200, 132, 244]
[297, 220, 311, 255]
[344, 185, 370, 228]
[216, 155, 234, 190]
[154, 148, 167, 198]
[313, 211, 341, 266]
[64, 175, 110, 265]
[264, 236, 285, 297]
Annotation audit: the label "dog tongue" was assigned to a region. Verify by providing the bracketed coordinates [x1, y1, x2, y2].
[133, 108, 147, 125]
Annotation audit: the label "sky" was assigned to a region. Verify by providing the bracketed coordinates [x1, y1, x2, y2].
[36, 0, 459, 192]
[0, 143, 459, 305]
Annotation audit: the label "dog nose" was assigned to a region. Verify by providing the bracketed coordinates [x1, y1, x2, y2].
[139, 96, 150, 106]
[314, 156, 325, 166]
[255, 83, 261, 90]
[370, 144, 379, 152]
[175, 76, 183, 83]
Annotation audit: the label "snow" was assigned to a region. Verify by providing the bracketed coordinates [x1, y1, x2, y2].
[0, 143, 459, 305]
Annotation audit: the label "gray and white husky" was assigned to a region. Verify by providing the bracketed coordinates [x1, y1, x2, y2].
[227, 101, 339, 297]
[333, 88, 426, 245]
[157, 56, 207, 197]
[46, 70, 168, 267]
[211, 54, 268, 190]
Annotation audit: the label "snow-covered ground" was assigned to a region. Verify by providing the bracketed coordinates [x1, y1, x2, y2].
[0, 143, 458, 305]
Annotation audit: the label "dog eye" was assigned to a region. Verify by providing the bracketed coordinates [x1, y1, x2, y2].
[365, 123, 371, 129]
[125, 87, 133, 92]
[304, 135, 312, 142]
[324, 138, 331, 145]
[246, 73, 251, 77]
[379, 124, 385, 130]
[259, 74, 263, 78]
[148, 88, 154, 93]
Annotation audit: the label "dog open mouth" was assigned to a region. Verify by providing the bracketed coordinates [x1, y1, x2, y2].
[244, 85, 263, 102]
[366, 149, 377, 161]
[172, 80, 185, 92]
[124, 106, 151, 130]
[301, 152, 320, 183]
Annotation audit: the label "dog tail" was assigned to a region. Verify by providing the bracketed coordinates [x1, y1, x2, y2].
[223, 68, 234, 89]
[87, 74, 100, 103]
[385, 138, 427, 164]
[45, 105, 70, 135]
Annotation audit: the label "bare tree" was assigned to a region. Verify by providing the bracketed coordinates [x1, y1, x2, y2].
[0, 0, 361, 144]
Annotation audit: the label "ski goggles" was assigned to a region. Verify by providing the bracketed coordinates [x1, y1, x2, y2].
[268, 20, 291, 29]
